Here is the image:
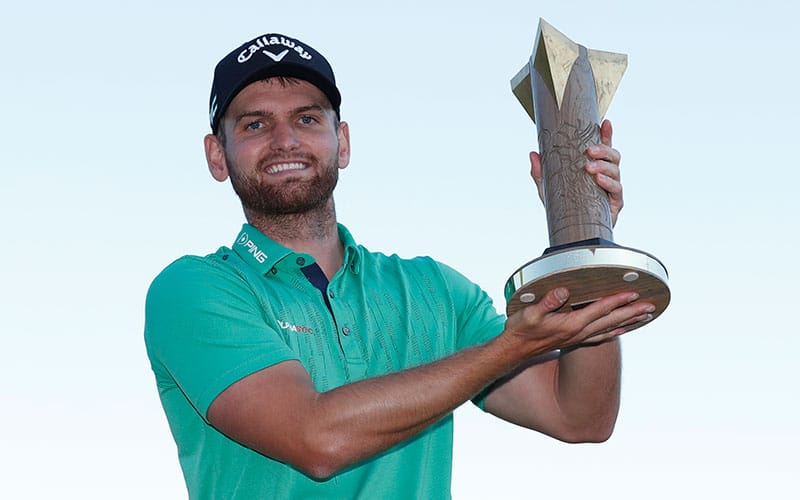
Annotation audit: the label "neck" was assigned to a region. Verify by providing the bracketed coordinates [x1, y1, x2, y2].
[245, 198, 344, 279]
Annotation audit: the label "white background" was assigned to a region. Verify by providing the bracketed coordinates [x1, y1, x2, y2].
[2, 1, 798, 498]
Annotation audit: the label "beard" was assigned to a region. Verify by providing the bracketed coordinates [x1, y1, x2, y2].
[226, 150, 340, 216]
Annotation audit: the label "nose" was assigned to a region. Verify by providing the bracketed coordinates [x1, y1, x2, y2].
[270, 121, 300, 151]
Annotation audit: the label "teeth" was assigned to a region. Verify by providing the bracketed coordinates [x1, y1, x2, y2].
[266, 162, 306, 174]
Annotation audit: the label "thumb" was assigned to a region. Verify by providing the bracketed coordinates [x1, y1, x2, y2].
[538, 287, 570, 312]
[529, 151, 545, 202]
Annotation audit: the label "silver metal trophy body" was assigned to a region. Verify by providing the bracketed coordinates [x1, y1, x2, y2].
[505, 19, 670, 333]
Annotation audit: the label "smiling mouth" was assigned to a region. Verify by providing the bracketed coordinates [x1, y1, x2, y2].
[265, 162, 307, 174]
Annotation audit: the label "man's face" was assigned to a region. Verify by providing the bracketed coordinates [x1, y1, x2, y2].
[207, 78, 350, 216]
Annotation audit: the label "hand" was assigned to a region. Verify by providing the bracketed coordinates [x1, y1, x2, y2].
[503, 287, 654, 354]
[529, 119, 624, 227]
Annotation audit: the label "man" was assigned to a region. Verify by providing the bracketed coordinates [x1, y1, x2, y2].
[145, 33, 654, 499]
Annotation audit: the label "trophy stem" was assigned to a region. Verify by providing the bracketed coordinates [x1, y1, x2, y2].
[533, 44, 613, 248]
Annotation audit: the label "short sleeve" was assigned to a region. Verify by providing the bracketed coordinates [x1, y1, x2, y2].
[144, 256, 300, 419]
[434, 262, 506, 349]
[435, 261, 507, 410]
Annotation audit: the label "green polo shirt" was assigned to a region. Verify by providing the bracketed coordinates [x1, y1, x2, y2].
[145, 224, 506, 499]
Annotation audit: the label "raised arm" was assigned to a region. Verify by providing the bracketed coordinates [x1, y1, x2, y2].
[484, 118, 635, 440]
[481, 331, 625, 443]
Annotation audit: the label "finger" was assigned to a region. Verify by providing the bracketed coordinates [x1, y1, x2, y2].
[588, 309, 653, 340]
[586, 143, 621, 166]
[585, 158, 624, 224]
[543, 293, 643, 349]
[529, 151, 543, 182]
[529, 151, 545, 201]
[581, 299, 655, 338]
[600, 119, 613, 148]
[537, 287, 570, 313]
[597, 170, 623, 209]
[593, 173, 622, 199]
[619, 311, 655, 328]
[586, 159, 621, 183]
[572, 292, 641, 328]
[513, 287, 570, 334]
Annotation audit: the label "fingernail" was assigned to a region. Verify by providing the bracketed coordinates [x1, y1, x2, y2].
[629, 293, 640, 302]
[555, 288, 569, 301]
[645, 304, 656, 313]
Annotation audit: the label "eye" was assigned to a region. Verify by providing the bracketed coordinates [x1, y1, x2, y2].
[299, 115, 317, 125]
[245, 121, 263, 131]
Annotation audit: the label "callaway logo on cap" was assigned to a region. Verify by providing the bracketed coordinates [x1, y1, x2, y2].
[208, 33, 342, 132]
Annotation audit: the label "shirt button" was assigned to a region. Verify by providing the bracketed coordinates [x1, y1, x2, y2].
[296, 257, 306, 266]
[328, 291, 335, 299]
[342, 326, 351, 336]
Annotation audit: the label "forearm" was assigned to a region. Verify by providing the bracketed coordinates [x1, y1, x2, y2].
[482, 336, 623, 444]
[304, 333, 529, 475]
[208, 330, 539, 479]
[556, 338, 621, 440]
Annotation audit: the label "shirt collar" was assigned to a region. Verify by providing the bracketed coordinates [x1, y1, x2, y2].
[337, 223, 362, 275]
[231, 224, 292, 273]
[231, 223, 362, 275]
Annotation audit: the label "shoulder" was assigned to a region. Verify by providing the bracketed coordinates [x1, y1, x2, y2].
[356, 245, 440, 272]
[357, 249, 448, 281]
[147, 248, 249, 297]
[143, 249, 267, 358]
[358, 247, 482, 297]
[150, 253, 217, 286]
[145, 249, 261, 333]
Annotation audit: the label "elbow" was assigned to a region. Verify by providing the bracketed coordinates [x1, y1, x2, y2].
[299, 455, 343, 481]
[300, 462, 338, 481]
[293, 431, 355, 480]
[567, 424, 615, 444]
[558, 429, 614, 444]
[557, 417, 617, 444]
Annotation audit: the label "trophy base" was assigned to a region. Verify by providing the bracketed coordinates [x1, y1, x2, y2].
[505, 244, 670, 333]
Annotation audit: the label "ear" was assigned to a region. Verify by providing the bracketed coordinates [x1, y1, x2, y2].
[204, 133, 229, 182]
[336, 121, 351, 169]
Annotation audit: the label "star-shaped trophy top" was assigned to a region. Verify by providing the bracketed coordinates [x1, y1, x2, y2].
[511, 18, 628, 123]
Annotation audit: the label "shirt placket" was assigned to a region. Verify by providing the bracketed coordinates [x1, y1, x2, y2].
[327, 265, 367, 379]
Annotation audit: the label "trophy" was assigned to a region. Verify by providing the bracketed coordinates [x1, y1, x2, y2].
[505, 19, 670, 333]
